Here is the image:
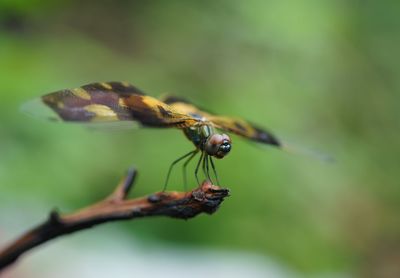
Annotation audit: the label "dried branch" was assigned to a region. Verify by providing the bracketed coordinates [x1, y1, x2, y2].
[0, 168, 229, 271]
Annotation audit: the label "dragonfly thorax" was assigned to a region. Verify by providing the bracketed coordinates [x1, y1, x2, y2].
[184, 125, 232, 159]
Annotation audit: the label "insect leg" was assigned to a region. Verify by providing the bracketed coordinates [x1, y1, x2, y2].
[163, 150, 197, 191]
[194, 151, 204, 186]
[202, 153, 207, 181]
[209, 156, 220, 185]
[182, 150, 199, 191]
[205, 154, 212, 183]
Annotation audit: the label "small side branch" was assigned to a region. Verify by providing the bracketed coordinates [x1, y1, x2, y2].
[0, 168, 229, 271]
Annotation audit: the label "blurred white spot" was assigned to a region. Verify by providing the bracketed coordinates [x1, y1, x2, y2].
[2, 227, 297, 278]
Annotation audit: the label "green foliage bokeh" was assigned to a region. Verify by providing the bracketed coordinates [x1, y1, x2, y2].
[1, 0, 399, 275]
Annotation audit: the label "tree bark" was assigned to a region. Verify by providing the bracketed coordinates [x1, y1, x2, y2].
[0, 168, 229, 272]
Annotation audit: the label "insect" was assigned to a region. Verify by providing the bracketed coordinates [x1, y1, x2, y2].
[23, 81, 282, 189]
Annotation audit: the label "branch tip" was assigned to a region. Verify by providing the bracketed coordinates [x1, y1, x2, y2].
[48, 209, 62, 225]
[109, 167, 137, 202]
[123, 167, 137, 194]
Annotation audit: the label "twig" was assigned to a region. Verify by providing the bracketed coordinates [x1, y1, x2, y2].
[0, 168, 229, 271]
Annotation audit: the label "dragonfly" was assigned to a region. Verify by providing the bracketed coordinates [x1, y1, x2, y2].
[23, 81, 282, 189]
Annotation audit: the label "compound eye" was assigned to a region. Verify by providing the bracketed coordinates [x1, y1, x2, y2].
[223, 144, 231, 153]
[208, 134, 224, 146]
[216, 140, 231, 157]
[205, 134, 232, 158]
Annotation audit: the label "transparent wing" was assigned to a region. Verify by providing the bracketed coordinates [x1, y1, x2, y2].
[278, 139, 334, 162]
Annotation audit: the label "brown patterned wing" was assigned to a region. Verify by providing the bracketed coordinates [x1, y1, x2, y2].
[26, 82, 199, 128]
[163, 96, 281, 147]
[207, 116, 281, 147]
[161, 95, 209, 119]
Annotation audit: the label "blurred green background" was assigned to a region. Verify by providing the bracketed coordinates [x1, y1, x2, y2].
[1, 0, 399, 277]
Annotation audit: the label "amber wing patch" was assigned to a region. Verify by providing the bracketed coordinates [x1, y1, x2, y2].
[162, 95, 213, 120]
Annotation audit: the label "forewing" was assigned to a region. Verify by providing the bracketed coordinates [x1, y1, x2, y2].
[24, 82, 199, 128]
[161, 95, 209, 119]
[208, 116, 281, 147]
[162, 95, 281, 147]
